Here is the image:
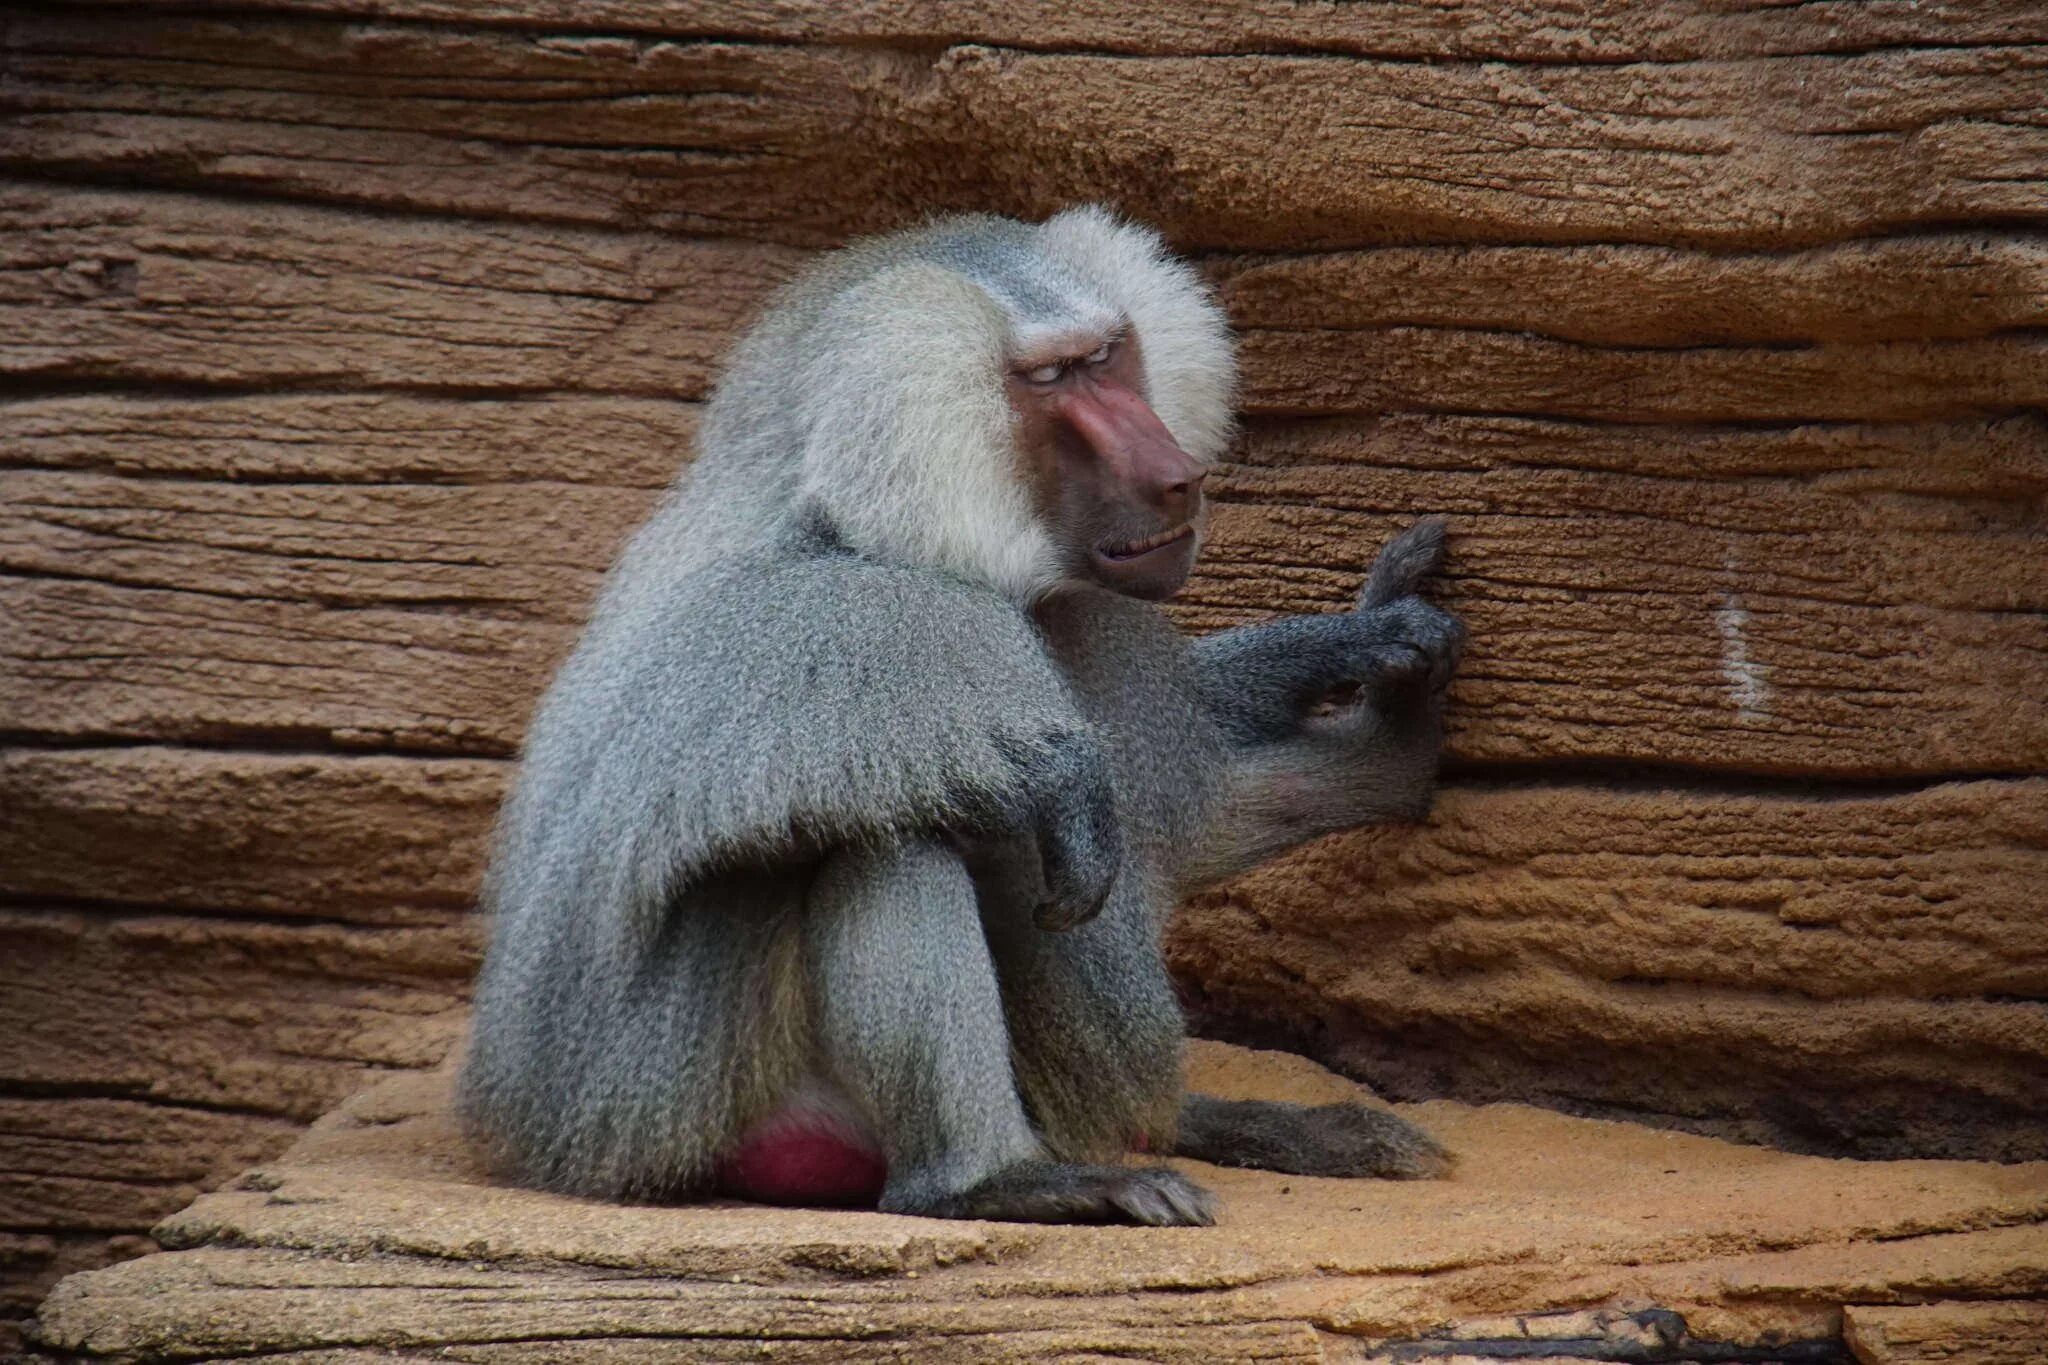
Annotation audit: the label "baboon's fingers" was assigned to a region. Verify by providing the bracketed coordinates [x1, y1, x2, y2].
[1356, 517, 1448, 610]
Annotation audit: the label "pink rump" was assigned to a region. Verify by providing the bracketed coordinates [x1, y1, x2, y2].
[718, 1095, 888, 1208]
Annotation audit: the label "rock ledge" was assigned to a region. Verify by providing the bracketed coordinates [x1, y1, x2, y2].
[34, 1043, 2048, 1363]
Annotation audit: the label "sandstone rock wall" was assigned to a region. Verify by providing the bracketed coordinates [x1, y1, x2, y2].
[3, 0, 2044, 1344]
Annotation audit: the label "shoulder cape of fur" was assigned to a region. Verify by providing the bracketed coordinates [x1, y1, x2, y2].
[487, 528, 1085, 947]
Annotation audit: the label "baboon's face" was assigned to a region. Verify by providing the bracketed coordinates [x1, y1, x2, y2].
[1005, 329, 1207, 601]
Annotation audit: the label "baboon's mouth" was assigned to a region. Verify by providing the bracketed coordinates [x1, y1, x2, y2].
[1097, 523, 1194, 562]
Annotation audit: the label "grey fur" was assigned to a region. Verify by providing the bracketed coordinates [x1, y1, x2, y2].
[458, 210, 1461, 1222]
[1175, 1096, 1452, 1180]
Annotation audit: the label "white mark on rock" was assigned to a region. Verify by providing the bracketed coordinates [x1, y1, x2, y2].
[1714, 595, 1770, 721]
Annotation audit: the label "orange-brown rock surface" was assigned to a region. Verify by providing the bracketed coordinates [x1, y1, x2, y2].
[2, 0, 2044, 1350]
[30, 1043, 2048, 1363]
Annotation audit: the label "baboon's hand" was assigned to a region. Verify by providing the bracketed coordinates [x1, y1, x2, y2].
[1357, 516, 1449, 612]
[965, 729, 1123, 932]
[1280, 521, 1462, 824]
[1338, 599, 1464, 712]
[1028, 730, 1124, 932]
[1334, 518, 1463, 717]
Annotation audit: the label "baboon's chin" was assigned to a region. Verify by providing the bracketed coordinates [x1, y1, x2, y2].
[1089, 544, 1196, 601]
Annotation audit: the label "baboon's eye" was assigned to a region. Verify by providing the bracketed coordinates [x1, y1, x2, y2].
[1082, 342, 1112, 366]
[1023, 361, 1066, 384]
